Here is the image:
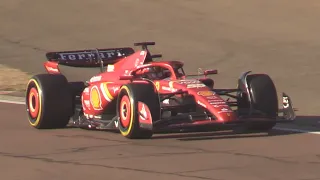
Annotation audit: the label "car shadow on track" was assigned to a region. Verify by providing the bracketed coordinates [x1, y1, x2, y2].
[287, 115, 320, 128]
[57, 116, 319, 141]
[151, 115, 320, 141]
[151, 129, 301, 141]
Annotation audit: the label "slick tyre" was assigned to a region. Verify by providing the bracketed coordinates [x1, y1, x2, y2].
[243, 74, 279, 131]
[26, 74, 73, 129]
[117, 83, 160, 139]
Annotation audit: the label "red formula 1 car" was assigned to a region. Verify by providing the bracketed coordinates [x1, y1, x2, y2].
[25, 42, 296, 139]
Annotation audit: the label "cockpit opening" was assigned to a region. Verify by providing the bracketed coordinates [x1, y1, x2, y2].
[134, 64, 186, 80]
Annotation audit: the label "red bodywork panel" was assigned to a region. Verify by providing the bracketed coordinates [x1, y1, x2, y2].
[154, 79, 237, 123]
[44, 61, 60, 74]
[81, 50, 147, 117]
[79, 49, 237, 124]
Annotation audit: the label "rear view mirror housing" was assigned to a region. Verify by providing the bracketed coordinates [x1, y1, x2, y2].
[204, 69, 218, 76]
[119, 75, 134, 80]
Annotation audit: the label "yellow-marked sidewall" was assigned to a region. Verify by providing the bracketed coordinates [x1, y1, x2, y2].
[119, 86, 134, 137]
[27, 79, 42, 127]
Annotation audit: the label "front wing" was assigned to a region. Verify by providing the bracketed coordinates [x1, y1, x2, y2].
[70, 92, 296, 133]
[144, 92, 296, 132]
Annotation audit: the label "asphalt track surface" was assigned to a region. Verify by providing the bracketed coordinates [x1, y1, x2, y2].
[1, 0, 320, 179]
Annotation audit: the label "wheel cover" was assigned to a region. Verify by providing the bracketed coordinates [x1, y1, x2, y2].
[119, 95, 131, 128]
[26, 79, 43, 127]
[28, 87, 40, 119]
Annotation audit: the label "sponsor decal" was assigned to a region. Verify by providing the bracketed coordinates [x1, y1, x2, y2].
[46, 66, 59, 73]
[283, 96, 289, 108]
[107, 65, 114, 72]
[197, 91, 215, 96]
[209, 101, 226, 105]
[208, 99, 222, 102]
[218, 107, 233, 114]
[169, 81, 174, 88]
[83, 113, 94, 120]
[162, 82, 177, 92]
[139, 104, 147, 121]
[83, 87, 89, 93]
[84, 100, 90, 107]
[112, 86, 120, 93]
[90, 86, 103, 110]
[178, 80, 201, 84]
[197, 100, 207, 108]
[123, 70, 133, 76]
[84, 113, 89, 119]
[155, 81, 160, 91]
[212, 104, 229, 108]
[206, 96, 218, 99]
[187, 84, 206, 88]
[162, 86, 177, 92]
[83, 88, 90, 98]
[134, 58, 140, 67]
[58, 50, 123, 61]
[177, 80, 207, 88]
[90, 75, 102, 83]
[138, 102, 152, 124]
[140, 51, 145, 55]
[162, 99, 169, 104]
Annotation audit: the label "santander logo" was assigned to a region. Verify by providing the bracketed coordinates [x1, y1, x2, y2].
[175, 79, 206, 88]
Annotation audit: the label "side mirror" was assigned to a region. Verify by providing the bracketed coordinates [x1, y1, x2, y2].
[119, 75, 134, 80]
[204, 69, 218, 76]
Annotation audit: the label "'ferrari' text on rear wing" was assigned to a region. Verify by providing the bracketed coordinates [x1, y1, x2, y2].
[45, 47, 135, 67]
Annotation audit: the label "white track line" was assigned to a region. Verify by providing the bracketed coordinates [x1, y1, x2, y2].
[273, 127, 320, 135]
[0, 99, 25, 105]
[0, 99, 319, 135]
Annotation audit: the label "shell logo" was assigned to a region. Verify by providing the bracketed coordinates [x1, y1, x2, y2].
[197, 91, 214, 96]
[90, 86, 102, 110]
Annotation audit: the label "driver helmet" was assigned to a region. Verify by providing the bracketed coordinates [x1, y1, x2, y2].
[154, 67, 164, 78]
[140, 67, 160, 79]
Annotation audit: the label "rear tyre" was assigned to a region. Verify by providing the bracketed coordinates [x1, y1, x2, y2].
[25, 74, 73, 129]
[239, 74, 278, 132]
[117, 83, 160, 139]
[69, 81, 86, 97]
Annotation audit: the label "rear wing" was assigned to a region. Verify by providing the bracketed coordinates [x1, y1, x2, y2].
[45, 47, 135, 67]
[43, 41, 158, 74]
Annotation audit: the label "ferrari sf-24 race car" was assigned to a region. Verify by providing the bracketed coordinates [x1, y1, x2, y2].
[25, 42, 296, 139]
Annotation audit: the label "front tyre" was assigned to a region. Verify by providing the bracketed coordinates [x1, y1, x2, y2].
[238, 74, 278, 132]
[26, 74, 73, 129]
[117, 83, 160, 139]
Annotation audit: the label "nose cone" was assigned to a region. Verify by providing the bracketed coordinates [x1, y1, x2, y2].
[198, 94, 237, 122]
[213, 106, 237, 122]
[170, 79, 238, 122]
